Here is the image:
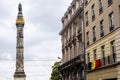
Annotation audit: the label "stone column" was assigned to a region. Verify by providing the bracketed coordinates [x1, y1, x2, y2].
[14, 3, 26, 80]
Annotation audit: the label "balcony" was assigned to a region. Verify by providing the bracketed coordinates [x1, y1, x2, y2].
[58, 55, 84, 71]
[101, 53, 116, 66]
[87, 54, 117, 71]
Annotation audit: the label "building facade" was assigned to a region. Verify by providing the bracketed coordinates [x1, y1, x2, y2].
[84, 0, 120, 80]
[59, 0, 120, 80]
[59, 0, 85, 80]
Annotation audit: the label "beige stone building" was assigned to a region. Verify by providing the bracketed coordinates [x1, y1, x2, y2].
[84, 0, 120, 80]
[59, 0, 120, 80]
[59, 0, 85, 80]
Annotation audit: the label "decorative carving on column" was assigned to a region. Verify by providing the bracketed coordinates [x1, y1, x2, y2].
[14, 3, 26, 80]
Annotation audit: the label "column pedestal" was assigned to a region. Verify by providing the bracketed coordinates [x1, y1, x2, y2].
[14, 72, 26, 80]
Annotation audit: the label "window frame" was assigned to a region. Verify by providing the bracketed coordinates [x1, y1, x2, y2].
[86, 31, 89, 46]
[111, 40, 116, 62]
[92, 4, 95, 21]
[100, 20, 104, 37]
[87, 53, 90, 63]
[85, 11, 89, 26]
[101, 45, 105, 65]
[93, 26, 96, 42]
[109, 12, 114, 32]
[93, 49, 97, 60]
[108, 0, 113, 6]
[99, 0, 103, 14]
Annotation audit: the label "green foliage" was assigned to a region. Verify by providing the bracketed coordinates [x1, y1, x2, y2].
[50, 61, 61, 80]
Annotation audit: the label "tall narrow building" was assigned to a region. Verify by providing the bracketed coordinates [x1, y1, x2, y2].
[14, 3, 26, 80]
[59, 0, 85, 80]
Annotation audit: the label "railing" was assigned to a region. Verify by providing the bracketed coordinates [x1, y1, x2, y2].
[87, 53, 117, 71]
[101, 53, 116, 66]
[59, 54, 84, 70]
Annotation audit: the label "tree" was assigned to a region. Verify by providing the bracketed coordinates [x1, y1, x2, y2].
[50, 61, 61, 80]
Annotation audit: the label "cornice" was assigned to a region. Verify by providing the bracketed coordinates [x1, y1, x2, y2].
[59, 4, 83, 35]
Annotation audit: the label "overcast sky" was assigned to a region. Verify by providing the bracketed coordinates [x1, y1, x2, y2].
[0, 0, 72, 80]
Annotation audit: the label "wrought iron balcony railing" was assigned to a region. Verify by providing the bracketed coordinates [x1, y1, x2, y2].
[59, 54, 84, 71]
[87, 53, 117, 71]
